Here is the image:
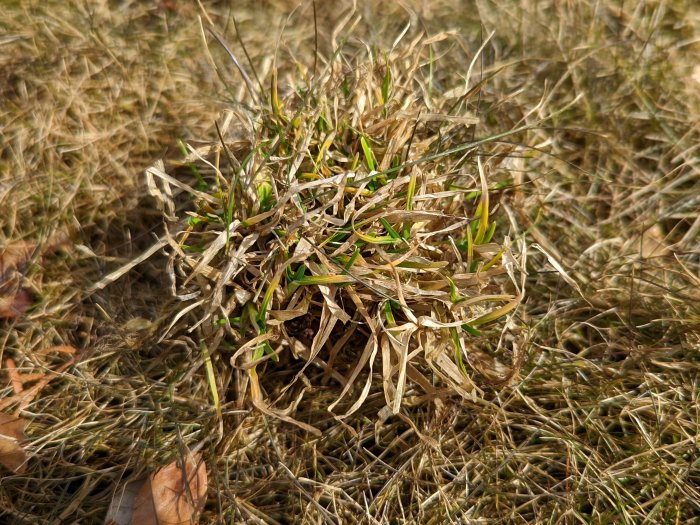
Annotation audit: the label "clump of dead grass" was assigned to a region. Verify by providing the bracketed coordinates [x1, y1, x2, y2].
[148, 18, 528, 434]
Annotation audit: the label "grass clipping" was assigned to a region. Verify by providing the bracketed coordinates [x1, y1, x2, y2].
[146, 31, 527, 433]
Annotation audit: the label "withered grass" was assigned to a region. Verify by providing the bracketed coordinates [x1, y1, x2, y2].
[1, 1, 699, 523]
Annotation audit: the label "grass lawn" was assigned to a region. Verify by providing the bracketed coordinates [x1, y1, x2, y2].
[1, 1, 699, 523]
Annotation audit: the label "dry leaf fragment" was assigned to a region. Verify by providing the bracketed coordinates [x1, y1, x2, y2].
[38, 344, 77, 356]
[0, 347, 77, 412]
[0, 288, 32, 319]
[106, 453, 207, 525]
[0, 241, 36, 279]
[138, 452, 207, 525]
[5, 358, 24, 394]
[0, 235, 70, 319]
[0, 412, 28, 473]
[104, 478, 149, 525]
[0, 253, 33, 316]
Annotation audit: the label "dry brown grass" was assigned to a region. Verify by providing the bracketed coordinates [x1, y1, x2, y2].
[1, 1, 699, 523]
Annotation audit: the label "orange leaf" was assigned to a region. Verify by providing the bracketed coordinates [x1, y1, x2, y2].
[4, 357, 48, 394]
[0, 412, 27, 473]
[5, 358, 23, 394]
[146, 452, 207, 525]
[39, 345, 77, 356]
[0, 356, 76, 412]
[106, 453, 207, 525]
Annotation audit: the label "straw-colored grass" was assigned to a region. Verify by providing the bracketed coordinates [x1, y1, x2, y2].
[1, 0, 698, 523]
[146, 16, 529, 435]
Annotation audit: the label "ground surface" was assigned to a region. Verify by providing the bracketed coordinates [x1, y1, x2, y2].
[1, 1, 699, 523]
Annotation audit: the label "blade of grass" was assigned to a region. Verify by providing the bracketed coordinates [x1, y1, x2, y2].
[360, 135, 376, 172]
[200, 342, 221, 421]
[474, 157, 490, 244]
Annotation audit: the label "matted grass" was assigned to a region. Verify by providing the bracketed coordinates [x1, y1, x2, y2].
[1, 1, 699, 523]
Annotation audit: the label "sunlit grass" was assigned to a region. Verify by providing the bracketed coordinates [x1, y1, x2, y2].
[1, 0, 698, 523]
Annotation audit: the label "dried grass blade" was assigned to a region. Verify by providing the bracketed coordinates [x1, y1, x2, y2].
[89, 237, 168, 293]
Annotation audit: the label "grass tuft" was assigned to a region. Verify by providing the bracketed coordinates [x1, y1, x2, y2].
[150, 19, 526, 432]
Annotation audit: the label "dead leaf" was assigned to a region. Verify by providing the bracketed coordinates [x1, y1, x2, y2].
[0, 349, 77, 412]
[104, 478, 149, 525]
[4, 357, 51, 395]
[106, 453, 207, 525]
[0, 288, 32, 319]
[0, 241, 36, 279]
[0, 412, 27, 473]
[0, 235, 70, 320]
[130, 477, 162, 525]
[145, 452, 207, 524]
[5, 359, 23, 394]
[37, 344, 77, 356]
[0, 241, 36, 320]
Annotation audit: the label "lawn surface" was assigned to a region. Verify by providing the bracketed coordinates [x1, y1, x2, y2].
[1, 1, 699, 523]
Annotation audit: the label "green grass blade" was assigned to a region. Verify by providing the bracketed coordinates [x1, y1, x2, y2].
[200, 341, 221, 421]
[360, 135, 376, 172]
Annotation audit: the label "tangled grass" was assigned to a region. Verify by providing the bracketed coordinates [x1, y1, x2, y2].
[1, 0, 699, 523]
[146, 22, 529, 434]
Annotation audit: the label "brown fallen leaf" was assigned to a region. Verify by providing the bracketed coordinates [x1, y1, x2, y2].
[37, 344, 77, 356]
[5, 358, 24, 394]
[0, 347, 77, 412]
[0, 288, 33, 319]
[130, 477, 160, 525]
[105, 452, 207, 525]
[0, 412, 27, 474]
[0, 241, 36, 279]
[141, 452, 207, 525]
[0, 234, 70, 320]
[104, 478, 149, 525]
[4, 357, 51, 395]
[0, 240, 36, 320]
